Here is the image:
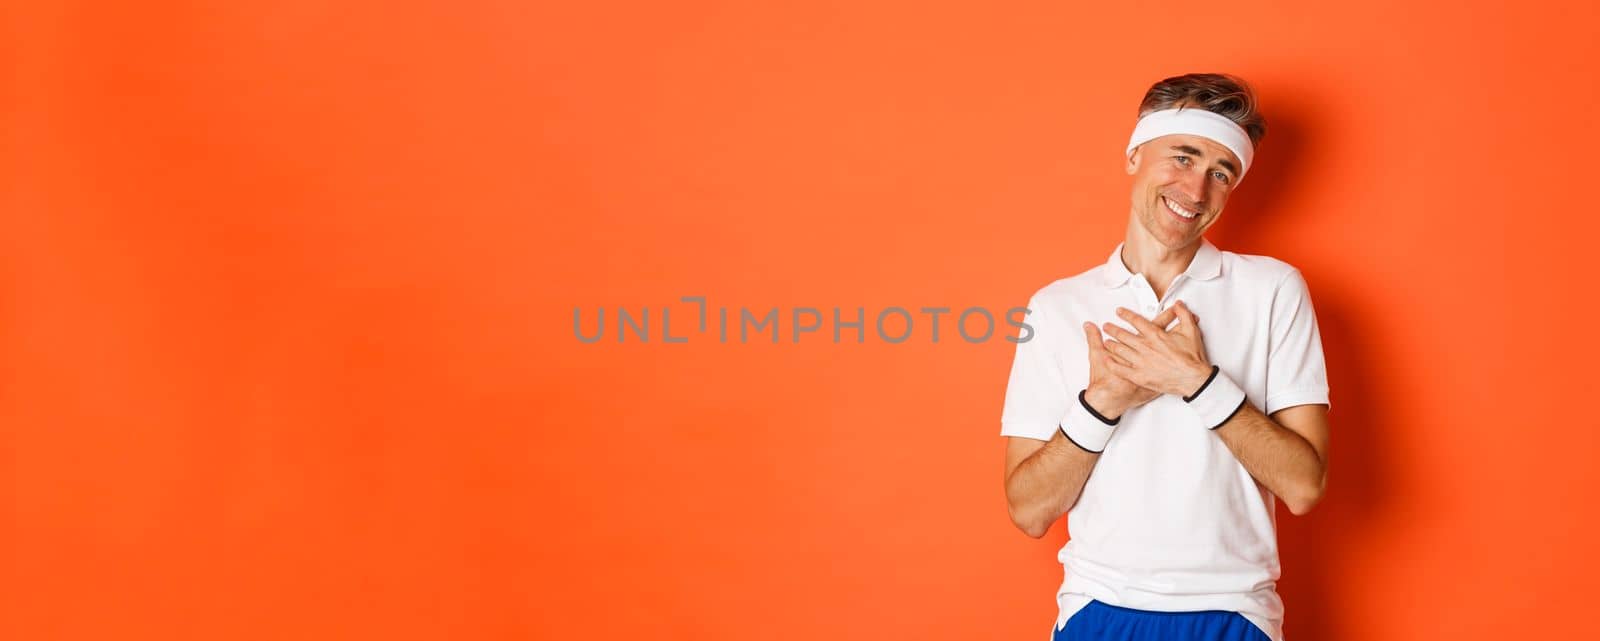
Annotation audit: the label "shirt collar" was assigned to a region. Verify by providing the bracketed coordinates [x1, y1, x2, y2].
[1099, 238, 1223, 288]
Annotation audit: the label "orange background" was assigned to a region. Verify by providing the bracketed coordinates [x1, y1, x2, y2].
[4, 1, 1597, 639]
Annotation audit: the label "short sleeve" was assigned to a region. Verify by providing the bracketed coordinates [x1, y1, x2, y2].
[1264, 269, 1331, 415]
[1000, 296, 1071, 440]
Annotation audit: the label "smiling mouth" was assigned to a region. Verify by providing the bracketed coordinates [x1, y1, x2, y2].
[1162, 196, 1199, 221]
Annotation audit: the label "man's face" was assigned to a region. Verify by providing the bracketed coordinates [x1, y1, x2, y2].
[1126, 133, 1242, 249]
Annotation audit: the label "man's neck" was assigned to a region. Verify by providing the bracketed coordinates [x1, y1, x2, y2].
[1120, 227, 1201, 300]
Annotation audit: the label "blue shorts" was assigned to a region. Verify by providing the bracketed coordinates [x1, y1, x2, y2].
[1053, 600, 1271, 641]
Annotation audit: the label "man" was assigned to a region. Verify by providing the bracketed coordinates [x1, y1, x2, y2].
[1000, 73, 1331, 641]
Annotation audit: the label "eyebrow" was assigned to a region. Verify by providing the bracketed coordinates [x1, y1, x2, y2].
[1169, 145, 1238, 177]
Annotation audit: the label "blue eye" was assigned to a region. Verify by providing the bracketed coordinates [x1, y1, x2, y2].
[1175, 156, 1191, 166]
[1212, 171, 1231, 184]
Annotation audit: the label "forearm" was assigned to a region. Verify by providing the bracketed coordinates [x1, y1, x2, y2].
[1005, 430, 1100, 538]
[1005, 387, 1127, 538]
[1213, 402, 1326, 514]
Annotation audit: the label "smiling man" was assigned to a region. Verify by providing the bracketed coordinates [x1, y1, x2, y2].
[1000, 74, 1331, 641]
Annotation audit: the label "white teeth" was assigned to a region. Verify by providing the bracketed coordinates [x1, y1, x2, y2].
[1164, 197, 1197, 219]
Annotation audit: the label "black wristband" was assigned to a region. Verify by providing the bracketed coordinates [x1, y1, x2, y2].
[1078, 389, 1121, 425]
[1059, 428, 1101, 454]
[1183, 365, 1221, 403]
[1059, 388, 1120, 453]
[1178, 365, 1249, 430]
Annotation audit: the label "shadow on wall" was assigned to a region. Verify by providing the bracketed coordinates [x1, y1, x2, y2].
[1209, 94, 1394, 641]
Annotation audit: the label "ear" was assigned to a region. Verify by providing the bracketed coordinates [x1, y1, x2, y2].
[1125, 145, 1141, 175]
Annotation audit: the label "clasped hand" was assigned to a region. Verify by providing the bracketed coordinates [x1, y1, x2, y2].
[1080, 301, 1214, 419]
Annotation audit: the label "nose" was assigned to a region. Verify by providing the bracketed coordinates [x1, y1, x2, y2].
[1179, 165, 1209, 205]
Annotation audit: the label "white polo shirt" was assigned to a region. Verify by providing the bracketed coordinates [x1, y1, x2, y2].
[1000, 238, 1330, 641]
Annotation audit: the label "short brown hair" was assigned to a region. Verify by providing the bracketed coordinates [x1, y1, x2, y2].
[1137, 73, 1266, 145]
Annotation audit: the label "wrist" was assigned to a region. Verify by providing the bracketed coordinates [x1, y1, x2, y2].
[1180, 363, 1215, 398]
[1060, 388, 1120, 453]
[1082, 384, 1127, 421]
[1180, 365, 1248, 430]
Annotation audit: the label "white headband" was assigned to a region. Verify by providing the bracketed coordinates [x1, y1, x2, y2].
[1126, 108, 1254, 181]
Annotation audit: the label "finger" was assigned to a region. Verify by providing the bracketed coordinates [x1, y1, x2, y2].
[1102, 350, 1134, 369]
[1173, 300, 1198, 326]
[1101, 321, 1142, 345]
[1082, 322, 1105, 355]
[1116, 306, 1165, 336]
[1173, 300, 1202, 335]
[1105, 357, 1138, 381]
[1151, 306, 1178, 331]
[1103, 338, 1138, 363]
